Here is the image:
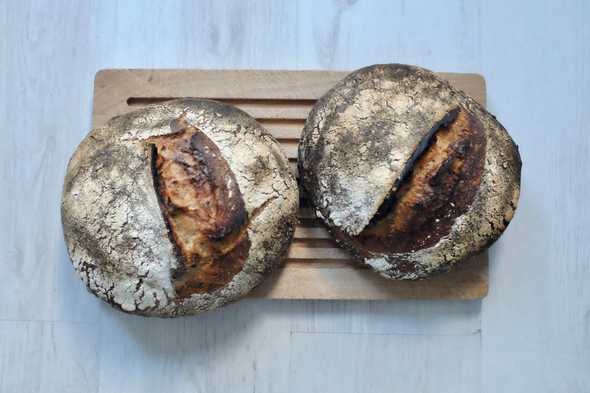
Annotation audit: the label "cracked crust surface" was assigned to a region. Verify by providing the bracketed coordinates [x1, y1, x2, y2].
[61, 99, 298, 316]
[299, 64, 521, 279]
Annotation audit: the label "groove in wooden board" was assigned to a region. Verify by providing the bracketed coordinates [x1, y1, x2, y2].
[258, 119, 305, 139]
[288, 243, 350, 259]
[92, 69, 489, 300]
[127, 97, 316, 106]
[294, 226, 331, 239]
[127, 97, 314, 121]
[291, 238, 339, 248]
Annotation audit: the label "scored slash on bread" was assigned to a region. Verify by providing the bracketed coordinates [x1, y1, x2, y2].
[62, 99, 298, 316]
[148, 115, 251, 297]
[299, 64, 521, 280]
[354, 107, 486, 254]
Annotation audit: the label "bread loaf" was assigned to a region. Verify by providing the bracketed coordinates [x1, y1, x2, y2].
[61, 99, 298, 316]
[298, 64, 521, 279]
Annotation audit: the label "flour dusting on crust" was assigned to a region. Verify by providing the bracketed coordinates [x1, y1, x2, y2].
[62, 99, 298, 316]
[299, 64, 521, 279]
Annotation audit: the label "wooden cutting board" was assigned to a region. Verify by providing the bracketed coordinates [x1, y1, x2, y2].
[93, 69, 488, 300]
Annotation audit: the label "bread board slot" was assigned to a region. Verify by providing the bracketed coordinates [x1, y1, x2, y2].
[294, 226, 332, 239]
[127, 97, 316, 106]
[258, 119, 306, 139]
[287, 245, 350, 260]
[126, 97, 315, 120]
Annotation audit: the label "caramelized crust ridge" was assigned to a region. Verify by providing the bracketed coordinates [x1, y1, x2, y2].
[352, 107, 487, 255]
[149, 115, 250, 298]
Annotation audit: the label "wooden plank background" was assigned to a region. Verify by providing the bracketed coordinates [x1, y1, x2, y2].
[92, 68, 489, 300]
[1, 1, 589, 393]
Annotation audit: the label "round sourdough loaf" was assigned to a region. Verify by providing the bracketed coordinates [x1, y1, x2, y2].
[62, 99, 298, 316]
[298, 64, 521, 279]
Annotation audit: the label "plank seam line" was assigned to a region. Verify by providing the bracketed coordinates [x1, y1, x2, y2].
[290, 329, 482, 337]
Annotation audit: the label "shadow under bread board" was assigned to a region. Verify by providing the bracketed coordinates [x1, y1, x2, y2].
[92, 69, 488, 300]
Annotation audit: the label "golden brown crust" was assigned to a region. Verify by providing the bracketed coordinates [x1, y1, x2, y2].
[149, 115, 250, 297]
[350, 107, 486, 254]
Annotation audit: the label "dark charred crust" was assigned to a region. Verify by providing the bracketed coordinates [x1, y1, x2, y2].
[148, 119, 251, 298]
[189, 132, 248, 240]
[372, 108, 461, 223]
[349, 107, 487, 254]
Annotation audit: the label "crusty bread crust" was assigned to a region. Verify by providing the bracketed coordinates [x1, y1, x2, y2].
[299, 64, 521, 279]
[62, 99, 298, 316]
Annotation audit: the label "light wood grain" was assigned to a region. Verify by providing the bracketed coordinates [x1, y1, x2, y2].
[251, 253, 487, 300]
[93, 69, 485, 127]
[92, 68, 489, 300]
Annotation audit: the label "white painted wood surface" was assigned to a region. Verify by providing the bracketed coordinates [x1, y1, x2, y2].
[0, 1, 588, 392]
